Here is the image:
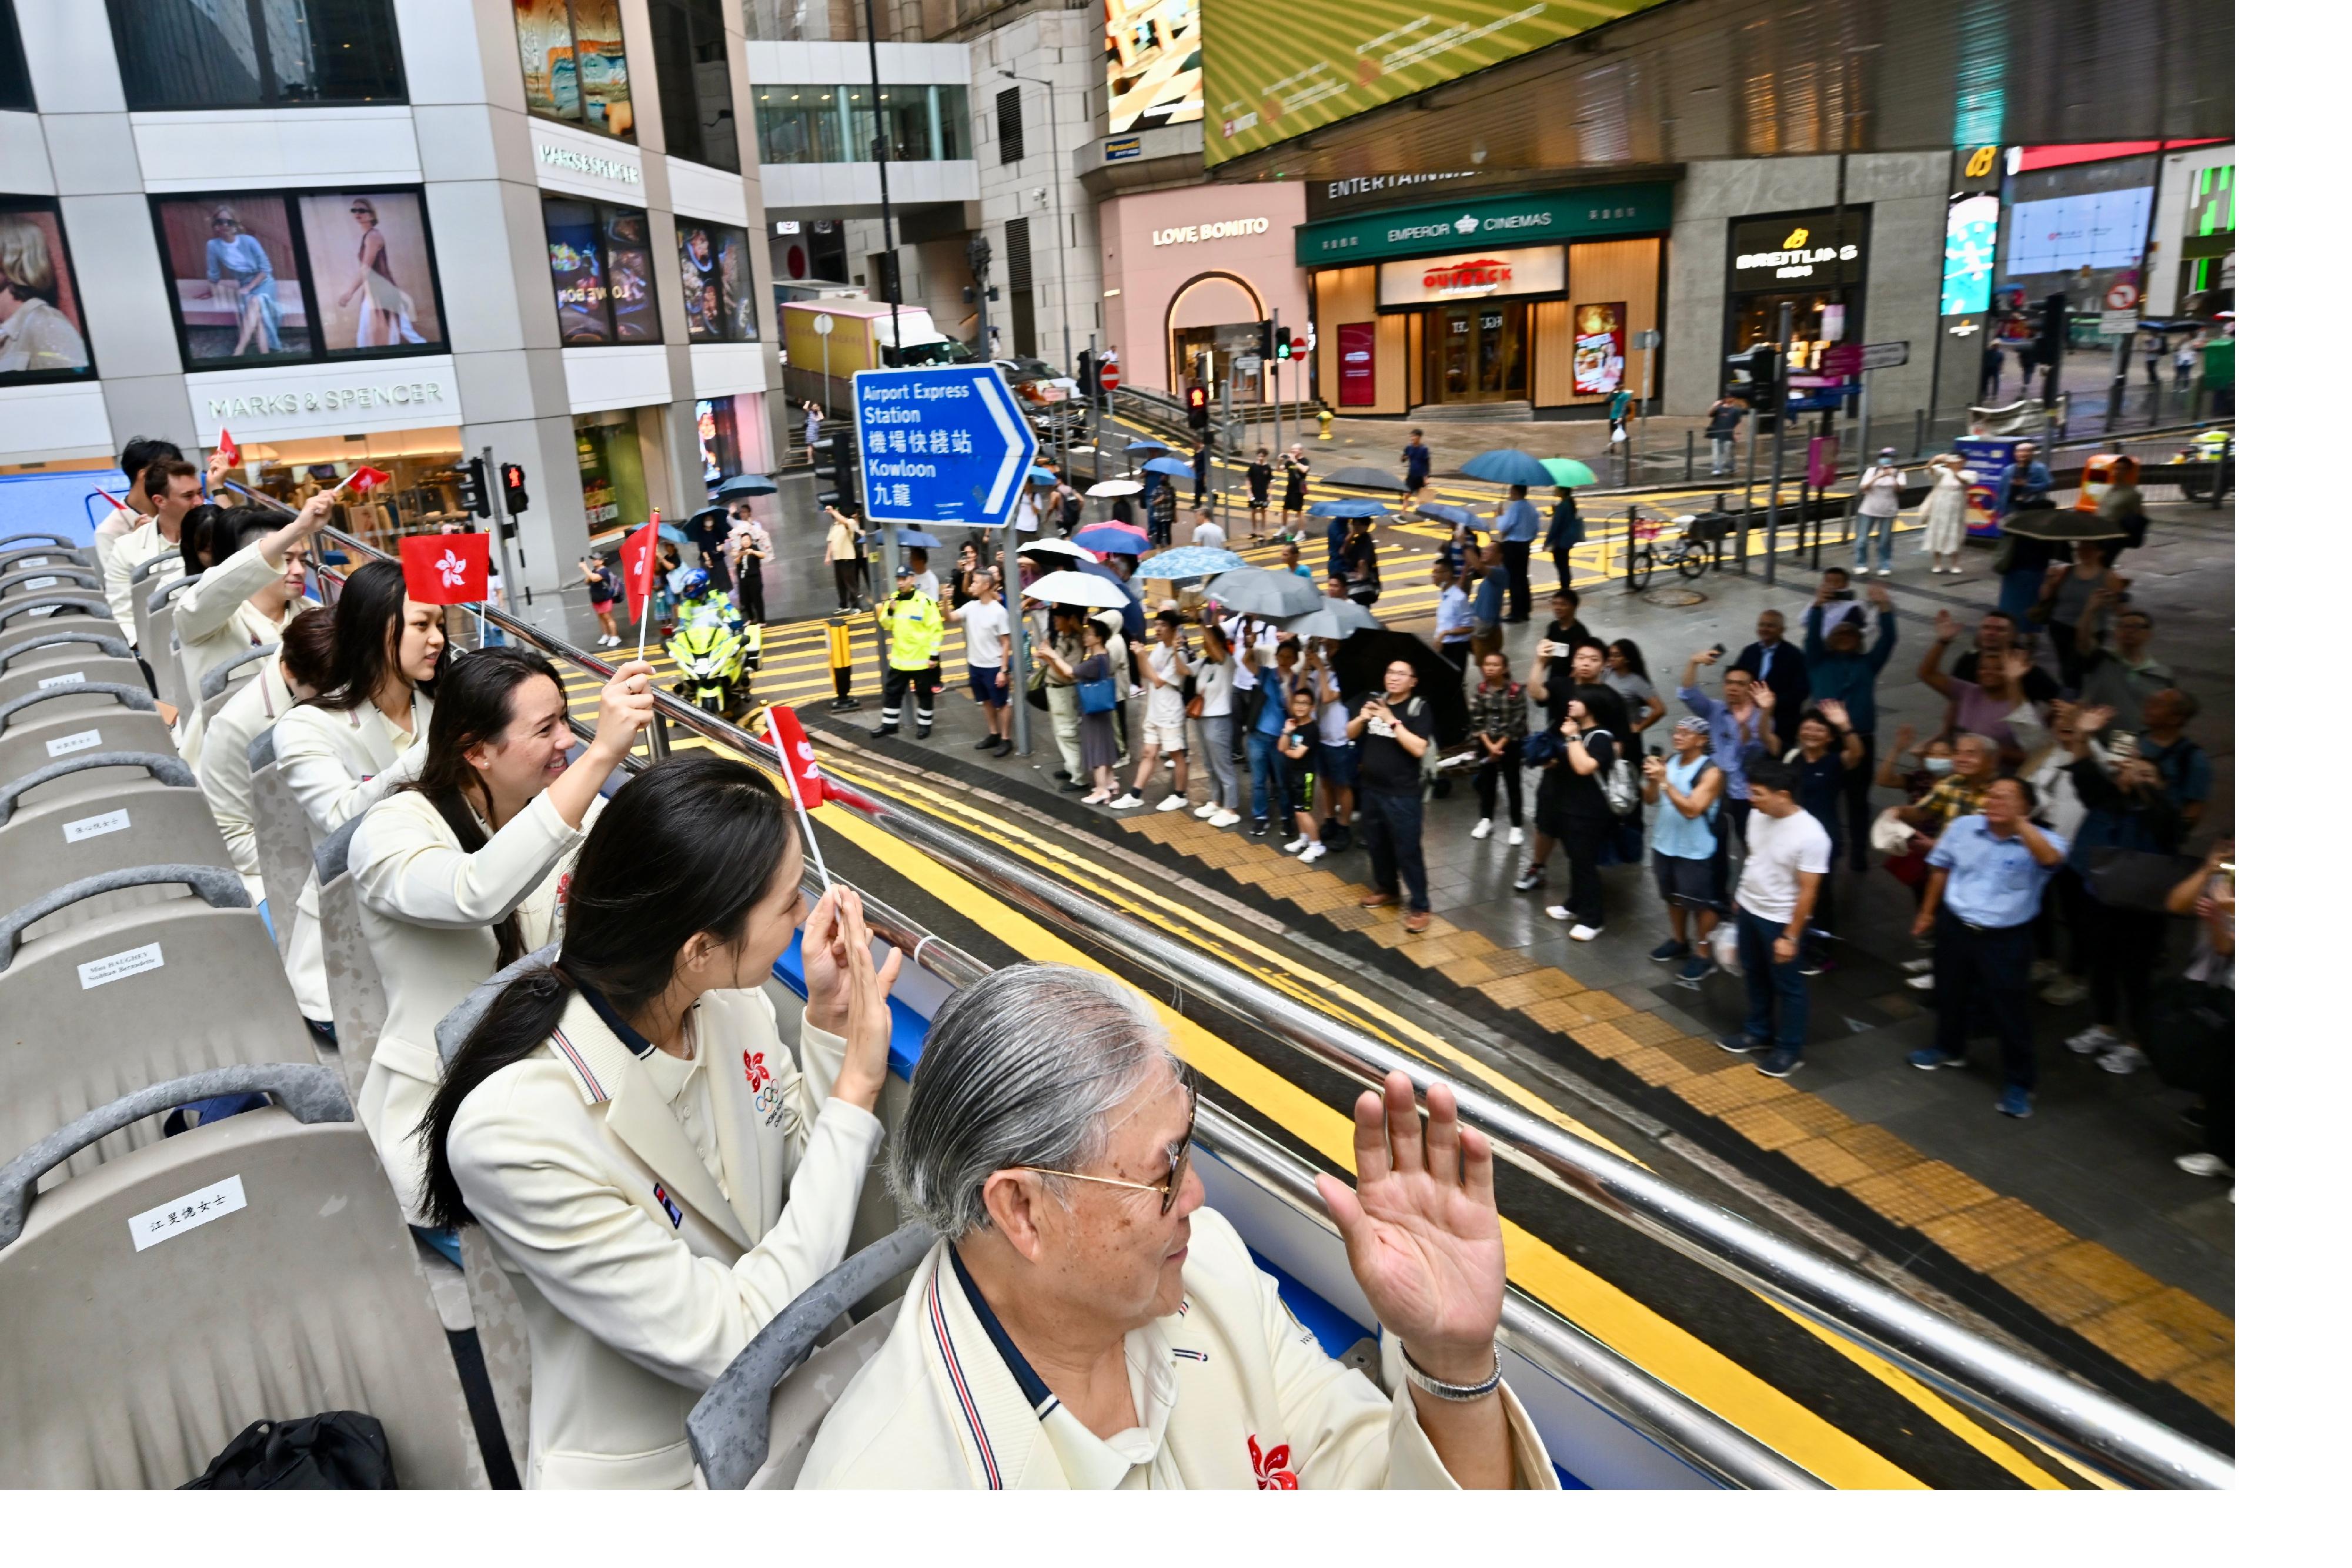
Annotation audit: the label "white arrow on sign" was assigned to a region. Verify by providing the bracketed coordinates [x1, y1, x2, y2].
[973, 373, 1025, 519]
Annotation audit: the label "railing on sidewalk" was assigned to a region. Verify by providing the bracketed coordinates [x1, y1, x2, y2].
[256, 489, 2233, 1490]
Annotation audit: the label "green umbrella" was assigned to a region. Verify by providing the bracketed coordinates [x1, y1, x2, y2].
[1541, 457, 1599, 488]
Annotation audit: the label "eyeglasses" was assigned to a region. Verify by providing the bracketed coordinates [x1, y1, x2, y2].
[1018, 1086, 1196, 1216]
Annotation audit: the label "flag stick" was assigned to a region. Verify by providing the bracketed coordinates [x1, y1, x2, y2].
[767, 716, 830, 890]
[634, 510, 663, 663]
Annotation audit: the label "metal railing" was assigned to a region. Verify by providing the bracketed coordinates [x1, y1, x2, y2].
[268, 493, 2231, 1490]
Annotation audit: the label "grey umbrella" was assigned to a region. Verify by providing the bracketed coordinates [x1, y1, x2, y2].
[1203, 566, 1321, 618]
[1278, 600, 1385, 639]
[1322, 466, 1410, 492]
[1999, 509, 2127, 544]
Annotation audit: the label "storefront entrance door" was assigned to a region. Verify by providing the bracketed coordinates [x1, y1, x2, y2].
[1422, 302, 1528, 403]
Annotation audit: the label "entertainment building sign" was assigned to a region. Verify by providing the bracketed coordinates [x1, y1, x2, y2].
[1295, 183, 1672, 268]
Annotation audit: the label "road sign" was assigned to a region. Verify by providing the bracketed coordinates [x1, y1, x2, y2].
[1860, 340, 1909, 370]
[1100, 356, 1120, 392]
[2104, 280, 2140, 312]
[1633, 328, 1662, 350]
[850, 364, 1038, 531]
[1819, 344, 1863, 377]
[1788, 373, 1852, 390]
[810, 313, 834, 336]
[1233, 353, 1262, 374]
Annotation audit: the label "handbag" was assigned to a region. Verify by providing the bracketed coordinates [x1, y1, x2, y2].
[182, 1412, 396, 1489]
[1077, 675, 1118, 715]
[2085, 846, 2196, 911]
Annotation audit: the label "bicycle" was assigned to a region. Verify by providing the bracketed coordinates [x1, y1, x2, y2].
[1624, 514, 1714, 590]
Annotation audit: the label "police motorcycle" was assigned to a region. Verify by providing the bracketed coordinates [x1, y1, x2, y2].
[663, 567, 761, 720]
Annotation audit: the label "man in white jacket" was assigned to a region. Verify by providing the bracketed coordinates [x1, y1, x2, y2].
[799, 964, 1556, 1489]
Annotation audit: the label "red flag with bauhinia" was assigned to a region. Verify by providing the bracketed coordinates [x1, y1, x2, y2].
[619, 514, 661, 624]
[399, 532, 492, 606]
[763, 704, 827, 807]
[216, 427, 239, 466]
[339, 464, 393, 495]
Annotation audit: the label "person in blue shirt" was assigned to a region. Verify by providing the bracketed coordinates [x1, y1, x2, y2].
[1996, 442, 2057, 624]
[1802, 574, 1899, 868]
[1430, 558, 1473, 677]
[1242, 637, 1302, 835]
[1907, 777, 2069, 1117]
[1545, 486, 1583, 598]
[1402, 429, 1432, 497]
[1493, 484, 1543, 623]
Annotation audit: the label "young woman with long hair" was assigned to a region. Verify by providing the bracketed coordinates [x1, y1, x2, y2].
[346, 646, 655, 1226]
[416, 754, 898, 1489]
[269, 559, 445, 1032]
[169, 493, 330, 761]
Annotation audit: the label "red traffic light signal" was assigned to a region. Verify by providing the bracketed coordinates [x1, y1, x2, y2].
[1185, 385, 1207, 410]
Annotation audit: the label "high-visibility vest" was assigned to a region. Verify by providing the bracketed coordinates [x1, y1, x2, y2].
[878, 591, 943, 670]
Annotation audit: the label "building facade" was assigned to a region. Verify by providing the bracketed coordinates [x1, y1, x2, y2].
[0, 0, 783, 615]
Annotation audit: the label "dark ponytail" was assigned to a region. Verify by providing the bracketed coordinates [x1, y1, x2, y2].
[401, 644, 564, 969]
[310, 559, 430, 713]
[178, 503, 226, 574]
[417, 753, 796, 1229]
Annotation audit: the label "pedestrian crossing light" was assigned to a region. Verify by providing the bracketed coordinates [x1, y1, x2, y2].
[1185, 383, 1208, 430]
[1274, 326, 1294, 361]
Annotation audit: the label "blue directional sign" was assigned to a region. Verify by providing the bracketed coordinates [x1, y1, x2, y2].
[850, 364, 1038, 531]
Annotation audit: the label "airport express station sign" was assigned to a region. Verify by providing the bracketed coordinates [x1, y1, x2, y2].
[851, 364, 1040, 530]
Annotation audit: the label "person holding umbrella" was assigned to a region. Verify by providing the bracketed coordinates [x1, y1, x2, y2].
[1341, 514, 1382, 606]
[1493, 484, 1542, 623]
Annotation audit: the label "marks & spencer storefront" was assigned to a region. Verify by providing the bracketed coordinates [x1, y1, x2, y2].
[1299, 183, 1672, 416]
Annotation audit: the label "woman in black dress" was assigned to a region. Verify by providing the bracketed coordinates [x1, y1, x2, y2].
[1279, 444, 1309, 534]
[1245, 447, 1274, 537]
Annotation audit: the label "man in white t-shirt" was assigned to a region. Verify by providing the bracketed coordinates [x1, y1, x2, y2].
[951, 569, 1013, 757]
[1112, 610, 1192, 811]
[1719, 757, 1830, 1079]
[1191, 509, 1227, 550]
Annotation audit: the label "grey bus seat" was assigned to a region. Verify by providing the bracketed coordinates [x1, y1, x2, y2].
[0, 592, 113, 633]
[0, 628, 143, 710]
[314, 814, 390, 1098]
[0, 564, 102, 600]
[0, 755, 230, 937]
[139, 576, 199, 710]
[199, 641, 277, 728]
[0, 531, 84, 551]
[688, 1221, 937, 1490]
[0, 866, 314, 1182]
[0, 545, 95, 577]
[246, 728, 309, 961]
[0, 690, 176, 807]
[0, 1064, 480, 1489]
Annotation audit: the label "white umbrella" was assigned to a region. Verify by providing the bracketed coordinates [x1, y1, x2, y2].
[1017, 538, 1099, 563]
[1086, 479, 1143, 498]
[1021, 569, 1132, 609]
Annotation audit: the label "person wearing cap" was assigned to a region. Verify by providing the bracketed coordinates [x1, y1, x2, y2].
[1853, 448, 1906, 576]
[871, 563, 943, 741]
[1803, 571, 1898, 870]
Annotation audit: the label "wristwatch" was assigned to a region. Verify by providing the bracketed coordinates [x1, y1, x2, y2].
[1400, 1345, 1504, 1403]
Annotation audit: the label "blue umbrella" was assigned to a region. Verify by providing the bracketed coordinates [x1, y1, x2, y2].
[1415, 502, 1476, 528]
[1308, 497, 1387, 519]
[1073, 524, 1150, 554]
[713, 473, 777, 497]
[1075, 558, 1145, 639]
[887, 527, 943, 549]
[1139, 546, 1246, 581]
[1124, 438, 1172, 454]
[1140, 456, 1194, 479]
[1461, 448, 1556, 487]
[1026, 466, 1058, 483]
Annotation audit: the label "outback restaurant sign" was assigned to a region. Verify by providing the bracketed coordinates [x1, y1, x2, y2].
[1377, 246, 1565, 307]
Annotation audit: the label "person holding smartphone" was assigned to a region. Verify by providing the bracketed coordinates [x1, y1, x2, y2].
[1348, 662, 1435, 934]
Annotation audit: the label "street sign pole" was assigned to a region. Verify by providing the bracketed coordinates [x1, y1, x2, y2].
[1005, 539, 1031, 755]
[1270, 309, 1282, 460]
[814, 310, 834, 417]
[1765, 301, 1793, 587]
[480, 443, 517, 647]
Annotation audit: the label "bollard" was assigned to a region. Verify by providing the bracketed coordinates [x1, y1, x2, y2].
[1913, 409, 1926, 459]
[1685, 430, 1695, 482]
[827, 616, 859, 711]
[1621, 507, 1639, 594]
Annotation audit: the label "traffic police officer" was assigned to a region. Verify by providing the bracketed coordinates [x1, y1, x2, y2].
[871, 562, 943, 740]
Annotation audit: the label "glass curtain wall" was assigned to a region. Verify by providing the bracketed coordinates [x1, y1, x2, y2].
[108, 0, 406, 108]
[754, 85, 968, 162]
[646, 0, 739, 172]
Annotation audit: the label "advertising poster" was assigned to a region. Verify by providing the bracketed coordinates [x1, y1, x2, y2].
[297, 190, 445, 354]
[1571, 301, 1625, 397]
[514, 0, 634, 137]
[601, 207, 659, 343]
[679, 220, 757, 343]
[1954, 435, 2019, 539]
[1942, 191, 1999, 316]
[0, 198, 94, 383]
[544, 199, 609, 345]
[1201, 0, 1669, 166]
[155, 195, 310, 364]
[1105, 0, 1204, 133]
[1337, 321, 1376, 406]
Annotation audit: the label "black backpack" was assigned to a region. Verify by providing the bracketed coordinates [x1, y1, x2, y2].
[182, 1412, 398, 1489]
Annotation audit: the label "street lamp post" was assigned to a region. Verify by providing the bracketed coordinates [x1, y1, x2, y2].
[1002, 69, 1073, 387]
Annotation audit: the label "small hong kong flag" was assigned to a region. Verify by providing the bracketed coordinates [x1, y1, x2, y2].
[216, 427, 239, 466]
[619, 513, 662, 624]
[339, 464, 393, 495]
[399, 531, 492, 606]
[763, 704, 826, 808]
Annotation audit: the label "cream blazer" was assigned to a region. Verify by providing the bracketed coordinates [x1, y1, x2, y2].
[348, 787, 599, 1223]
[171, 541, 295, 762]
[448, 987, 882, 1489]
[270, 694, 433, 1023]
[796, 1209, 1558, 1490]
[102, 517, 184, 645]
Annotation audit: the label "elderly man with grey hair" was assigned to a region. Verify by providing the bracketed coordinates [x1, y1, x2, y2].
[797, 963, 1557, 1489]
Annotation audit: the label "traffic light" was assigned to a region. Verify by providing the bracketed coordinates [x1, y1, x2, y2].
[1274, 326, 1293, 362]
[500, 462, 529, 517]
[1185, 383, 1208, 431]
[1725, 344, 1779, 412]
[819, 431, 860, 510]
[455, 456, 490, 519]
[1258, 319, 1274, 360]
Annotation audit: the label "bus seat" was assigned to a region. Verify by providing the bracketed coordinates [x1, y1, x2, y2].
[313, 814, 389, 1100]
[0, 627, 143, 710]
[0, 754, 230, 937]
[0, 1064, 479, 1489]
[0, 593, 113, 637]
[687, 1220, 936, 1490]
[0, 543, 96, 576]
[139, 577, 199, 711]
[0, 564, 103, 603]
[198, 641, 276, 728]
[246, 728, 309, 964]
[0, 866, 315, 1181]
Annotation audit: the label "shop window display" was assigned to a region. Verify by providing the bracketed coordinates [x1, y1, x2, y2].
[679, 220, 757, 343]
[544, 198, 662, 347]
[514, 0, 634, 138]
[0, 198, 96, 383]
